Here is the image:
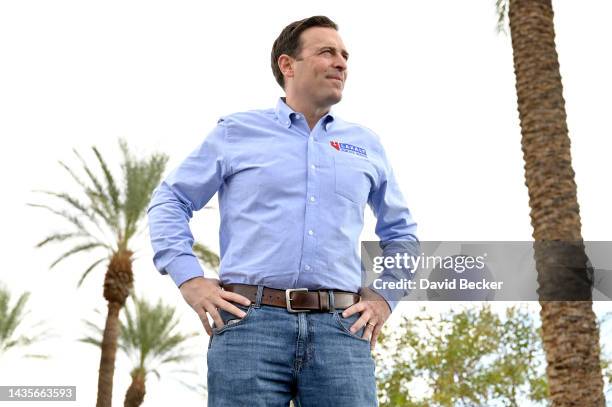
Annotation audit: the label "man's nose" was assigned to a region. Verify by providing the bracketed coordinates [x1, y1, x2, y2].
[333, 55, 347, 72]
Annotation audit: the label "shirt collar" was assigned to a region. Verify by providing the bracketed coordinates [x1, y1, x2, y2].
[275, 97, 336, 130]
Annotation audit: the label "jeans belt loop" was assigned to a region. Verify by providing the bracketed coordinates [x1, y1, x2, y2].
[255, 285, 264, 308]
[328, 289, 336, 313]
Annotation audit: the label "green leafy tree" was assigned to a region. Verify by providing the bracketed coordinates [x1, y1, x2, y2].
[375, 305, 547, 406]
[82, 295, 197, 407]
[30, 140, 168, 407]
[599, 312, 612, 401]
[0, 283, 47, 359]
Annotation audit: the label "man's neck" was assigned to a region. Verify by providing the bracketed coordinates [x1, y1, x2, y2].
[284, 96, 330, 130]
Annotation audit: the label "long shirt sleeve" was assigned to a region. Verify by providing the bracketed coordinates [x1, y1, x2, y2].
[147, 122, 229, 287]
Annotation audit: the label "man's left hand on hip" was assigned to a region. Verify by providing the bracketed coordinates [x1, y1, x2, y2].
[342, 287, 391, 351]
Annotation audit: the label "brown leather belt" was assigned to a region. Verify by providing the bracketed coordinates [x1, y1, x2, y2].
[222, 284, 360, 313]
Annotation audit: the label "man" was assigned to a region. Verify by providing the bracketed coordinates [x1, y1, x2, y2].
[147, 15, 418, 406]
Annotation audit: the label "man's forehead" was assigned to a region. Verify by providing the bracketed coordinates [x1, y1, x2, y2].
[300, 27, 347, 51]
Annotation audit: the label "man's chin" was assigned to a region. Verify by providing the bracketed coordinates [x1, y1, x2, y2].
[311, 91, 343, 109]
[324, 92, 343, 106]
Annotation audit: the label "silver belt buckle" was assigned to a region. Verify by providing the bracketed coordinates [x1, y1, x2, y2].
[285, 288, 310, 313]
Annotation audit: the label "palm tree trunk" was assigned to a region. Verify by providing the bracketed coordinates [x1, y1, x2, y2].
[96, 301, 122, 407]
[508, 0, 605, 405]
[124, 369, 146, 407]
[96, 250, 134, 407]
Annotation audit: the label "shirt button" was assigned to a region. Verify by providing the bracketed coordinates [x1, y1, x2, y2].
[310, 164, 316, 170]
[308, 230, 314, 236]
[309, 196, 316, 202]
[304, 265, 311, 271]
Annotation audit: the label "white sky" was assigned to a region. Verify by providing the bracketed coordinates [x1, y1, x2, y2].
[1, 1, 611, 406]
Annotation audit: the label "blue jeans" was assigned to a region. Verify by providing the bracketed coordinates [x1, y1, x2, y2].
[206, 286, 378, 406]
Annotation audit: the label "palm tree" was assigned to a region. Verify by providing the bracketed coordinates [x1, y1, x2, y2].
[82, 295, 197, 407]
[498, 0, 606, 404]
[30, 139, 168, 407]
[192, 242, 220, 273]
[0, 283, 47, 359]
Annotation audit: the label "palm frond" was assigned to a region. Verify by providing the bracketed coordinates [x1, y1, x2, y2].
[32, 190, 103, 230]
[154, 332, 195, 358]
[82, 318, 103, 333]
[176, 378, 207, 396]
[6, 328, 51, 350]
[77, 257, 108, 287]
[159, 353, 194, 364]
[0, 285, 48, 357]
[49, 242, 110, 270]
[58, 160, 89, 191]
[23, 353, 50, 359]
[79, 315, 105, 348]
[193, 242, 220, 272]
[0, 290, 29, 346]
[72, 149, 119, 232]
[58, 159, 117, 233]
[81, 295, 197, 379]
[150, 369, 161, 380]
[171, 368, 200, 376]
[79, 336, 102, 347]
[34, 232, 88, 248]
[92, 146, 121, 215]
[88, 204, 117, 235]
[34, 140, 168, 280]
[118, 295, 197, 374]
[26, 203, 90, 236]
[120, 139, 168, 244]
[496, 0, 509, 34]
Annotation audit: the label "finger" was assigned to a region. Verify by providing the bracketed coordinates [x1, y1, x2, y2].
[203, 316, 213, 337]
[219, 290, 252, 307]
[216, 298, 248, 318]
[342, 302, 365, 318]
[206, 304, 224, 330]
[350, 311, 373, 334]
[362, 321, 376, 342]
[370, 326, 382, 350]
[195, 308, 213, 336]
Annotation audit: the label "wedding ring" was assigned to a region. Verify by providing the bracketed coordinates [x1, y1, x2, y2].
[367, 322, 376, 327]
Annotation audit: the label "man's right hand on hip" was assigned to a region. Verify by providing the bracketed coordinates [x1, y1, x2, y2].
[179, 277, 252, 336]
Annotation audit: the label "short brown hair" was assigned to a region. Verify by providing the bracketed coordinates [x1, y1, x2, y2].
[271, 16, 338, 89]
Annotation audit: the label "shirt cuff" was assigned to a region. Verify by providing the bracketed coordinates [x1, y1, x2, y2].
[165, 254, 205, 288]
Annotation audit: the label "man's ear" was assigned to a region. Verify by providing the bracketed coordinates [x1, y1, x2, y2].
[278, 54, 295, 80]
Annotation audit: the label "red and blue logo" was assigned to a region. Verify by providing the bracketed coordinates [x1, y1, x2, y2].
[330, 141, 367, 158]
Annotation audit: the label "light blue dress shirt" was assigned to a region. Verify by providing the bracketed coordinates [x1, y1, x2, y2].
[147, 98, 418, 311]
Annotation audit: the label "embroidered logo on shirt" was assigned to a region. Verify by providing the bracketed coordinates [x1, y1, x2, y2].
[330, 141, 367, 158]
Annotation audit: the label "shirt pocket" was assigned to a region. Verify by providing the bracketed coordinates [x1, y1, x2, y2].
[334, 154, 373, 206]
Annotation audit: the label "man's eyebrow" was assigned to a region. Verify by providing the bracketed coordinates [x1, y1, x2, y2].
[318, 46, 350, 59]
